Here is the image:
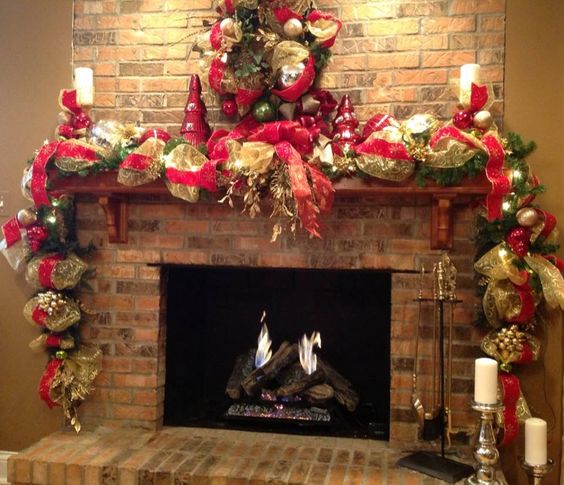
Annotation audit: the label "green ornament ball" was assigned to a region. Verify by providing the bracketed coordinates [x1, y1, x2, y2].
[55, 350, 68, 360]
[252, 100, 276, 123]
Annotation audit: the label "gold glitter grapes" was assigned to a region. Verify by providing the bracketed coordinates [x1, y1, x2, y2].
[37, 291, 67, 317]
[491, 324, 525, 361]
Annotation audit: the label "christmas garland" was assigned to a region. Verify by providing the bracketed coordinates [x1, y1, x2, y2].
[1, 1, 562, 443]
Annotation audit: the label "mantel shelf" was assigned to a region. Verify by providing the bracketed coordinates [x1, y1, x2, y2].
[50, 171, 491, 249]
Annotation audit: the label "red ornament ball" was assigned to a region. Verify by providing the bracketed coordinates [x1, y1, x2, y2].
[222, 98, 238, 117]
[453, 110, 473, 130]
[505, 226, 531, 257]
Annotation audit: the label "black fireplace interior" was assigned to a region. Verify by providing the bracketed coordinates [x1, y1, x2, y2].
[164, 265, 391, 439]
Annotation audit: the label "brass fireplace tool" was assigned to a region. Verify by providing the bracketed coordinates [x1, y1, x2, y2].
[398, 253, 473, 483]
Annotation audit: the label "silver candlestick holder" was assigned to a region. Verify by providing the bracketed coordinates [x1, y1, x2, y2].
[520, 458, 554, 485]
[466, 400, 504, 485]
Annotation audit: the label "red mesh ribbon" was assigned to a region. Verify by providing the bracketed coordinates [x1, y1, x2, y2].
[59, 89, 82, 115]
[38, 358, 63, 408]
[208, 117, 260, 162]
[271, 56, 316, 103]
[235, 87, 264, 107]
[1, 216, 23, 248]
[209, 58, 227, 95]
[32, 306, 48, 327]
[120, 153, 154, 171]
[499, 373, 521, 446]
[508, 281, 536, 323]
[165, 161, 218, 193]
[537, 209, 557, 240]
[483, 134, 510, 221]
[58, 89, 92, 138]
[210, 22, 223, 51]
[275, 141, 334, 238]
[45, 334, 62, 347]
[355, 135, 413, 161]
[306, 10, 342, 48]
[274, 7, 303, 22]
[38, 254, 64, 288]
[55, 140, 100, 167]
[31, 142, 60, 208]
[470, 83, 489, 113]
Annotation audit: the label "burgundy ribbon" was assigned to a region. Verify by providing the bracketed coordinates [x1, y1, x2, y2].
[30, 142, 59, 208]
[483, 134, 510, 222]
[38, 254, 64, 288]
[38, 358, 63, 408]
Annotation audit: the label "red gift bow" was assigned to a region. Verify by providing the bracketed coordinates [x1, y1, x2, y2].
[499, 373, 521, 446]
[247, 120, 314, 155]
[38, 358, 63, 408]
[483, 134, 511, 222]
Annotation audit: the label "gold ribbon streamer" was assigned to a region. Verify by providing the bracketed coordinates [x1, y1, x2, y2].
[524, 254, 564, 310]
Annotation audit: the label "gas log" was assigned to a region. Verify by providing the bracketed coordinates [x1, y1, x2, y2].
[225, 348, 255, 400]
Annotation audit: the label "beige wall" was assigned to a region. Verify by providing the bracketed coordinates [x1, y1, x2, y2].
[0, 0, 73, 450]
[504, 0, 564, 483]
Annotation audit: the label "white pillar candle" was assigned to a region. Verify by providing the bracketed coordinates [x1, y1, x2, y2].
[459, 63, 480, 106]
[525, 418, 547, 465]
[74, 67, 94, 106]
[474, 357, 498, 404]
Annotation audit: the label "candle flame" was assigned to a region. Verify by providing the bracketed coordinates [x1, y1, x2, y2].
[254, 311, 272, 368]
[299, 331, 322, 375]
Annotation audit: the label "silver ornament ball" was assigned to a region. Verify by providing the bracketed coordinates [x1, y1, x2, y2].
[17, 208, 37, 227]
[283, 18, 303, 38]
[516, 207, 539, 227]
[276, 63, 305, 90]
[473, 110, 493, 130]
[220, 17, 236, 37]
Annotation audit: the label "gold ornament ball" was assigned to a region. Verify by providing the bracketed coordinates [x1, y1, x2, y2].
[276, 63, 305, 90]
[17, 208, 37, 227]
[220, 17, 236, 37]
[283, 18, 303, 38]
[516, 207, 539, 227]
[473, 110, 493, 130]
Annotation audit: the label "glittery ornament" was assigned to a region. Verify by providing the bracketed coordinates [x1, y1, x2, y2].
[55, 350, 68, 360]
[276, 64, 305, 90]
[220, 17, 236, 37]
[222, 97, 238, 117]
[37, 290, 67, 317]
[453, 110, 473, 130]
[252, 99, 276, 122]
[473, 110, 493, 130]
[490, 324, 526, 362]
[17, 208, 37, 227]
[180, 74, 211, 146]
[516, 207, 539, 228]
[505, 226, 531, 257]
[283, 18, 303, 38]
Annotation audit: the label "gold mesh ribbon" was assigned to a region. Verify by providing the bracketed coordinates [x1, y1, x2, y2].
[117, 138, 165, 187]
[270, 41, 309, 75]
[306, 17, 340, 44]
[481, 328, 539, 366]
[23, 296, 81, 332]
[164, 143, 209, 203]
[524, 254, 564, 310]
[25, 253, 88, 291]
[227, 140, 275, 174]
[50, 345, 102, 432]
[53, 139, 107, 173]
[482, 279, 525, 328]
[29, 333, 75, 352]
[475, 244, 528, 286]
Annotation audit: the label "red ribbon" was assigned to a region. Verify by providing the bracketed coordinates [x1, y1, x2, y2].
[274, 7, 303, 22]
[482, 134, 510, 222]
[1, 216, 23, 248]
[508, 281, 536, 323]
[247, 120, 313, 154]
[470, 83, 489, 113]
[209, 58, 227, 96]
[306, 10, 342, 48]
[537, 209, 557, 240]
[271, 56, 316, 103]
[429, 126, 481, 150]
[30, 142, 60, 208]
[45, 334, 62, 348]
[355, 135, 413, 162]
[235, 87, 264, 107]
[499, 373, 521, 446]
[210, 22, 223, 51]
[165, 161, 218, 193]
[120, 153, 154, 171]
[55, 140, 99, 166]
[38, 254, 64, 288]
[38, 358, 63, 408]
[32, 307, 48, 327]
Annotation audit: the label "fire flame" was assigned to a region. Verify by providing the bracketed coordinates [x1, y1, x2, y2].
[299, 331, 322, 375]
[254, 311, 272, 368]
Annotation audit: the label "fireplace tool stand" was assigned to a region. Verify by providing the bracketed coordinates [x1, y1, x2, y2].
[397, 255, 474, 483]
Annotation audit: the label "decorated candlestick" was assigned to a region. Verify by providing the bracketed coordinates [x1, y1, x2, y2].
[525, 418, 547, 465]
[74, 67, 94, 107]
[520, 458, 554, 485]
[474, 358, 498, 405]
[459, 63, 480, 108]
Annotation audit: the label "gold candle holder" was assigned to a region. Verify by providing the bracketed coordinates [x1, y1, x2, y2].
[520, 458, 554, 485]
[466, 400, 504, 485]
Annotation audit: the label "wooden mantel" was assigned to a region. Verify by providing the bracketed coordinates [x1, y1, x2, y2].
[50, 171, 491, 249]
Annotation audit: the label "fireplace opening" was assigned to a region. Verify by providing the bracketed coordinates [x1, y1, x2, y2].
[163, 265, 391, 440]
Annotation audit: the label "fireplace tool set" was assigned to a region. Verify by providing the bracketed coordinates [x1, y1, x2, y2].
[398, 253, 474, 482]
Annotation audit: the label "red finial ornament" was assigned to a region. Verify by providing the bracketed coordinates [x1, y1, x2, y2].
[180, 74, 211, 147]
[331, 95, 361, 148]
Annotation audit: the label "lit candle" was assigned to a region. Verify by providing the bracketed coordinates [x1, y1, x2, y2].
[459, 63, 480, 107]
[525, 418, 547, 465]
[74, 67, 94, 107]
[474, 357, 498, 404]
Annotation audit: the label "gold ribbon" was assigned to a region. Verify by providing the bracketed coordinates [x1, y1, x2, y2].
[117, 138, 165, 187]
[271, 41, 309, 74]
[227, 140, 275, 174]
[164, 143, 209, 203]
[23, 296, 81, 332]
[25, 253, 88, 291]
[474, 244, 528, 286]
[524, 254, 564, 310]
[306, 17, 340, 44]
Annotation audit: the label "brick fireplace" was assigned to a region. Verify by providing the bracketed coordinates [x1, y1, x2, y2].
[71, 192, 484, 444]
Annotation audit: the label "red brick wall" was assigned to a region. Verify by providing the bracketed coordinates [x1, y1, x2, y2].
[73, 0, 506, 133]
[75, 196, 485, 443]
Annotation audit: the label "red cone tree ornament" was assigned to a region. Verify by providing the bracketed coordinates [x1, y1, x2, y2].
[180, 75, 211, 147]
[332, 95, 361, 148]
